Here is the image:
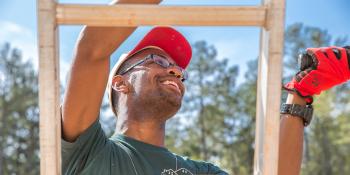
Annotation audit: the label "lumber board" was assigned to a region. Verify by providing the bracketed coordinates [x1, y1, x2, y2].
[254, 0, 285, 174]
[38, 0, 61, 174]
[56, 4, 267, 26]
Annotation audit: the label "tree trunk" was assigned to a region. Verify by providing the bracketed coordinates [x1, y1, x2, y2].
[0, 96, 6, 174]
[198, 60, 208, 161]
[304, 131, 310, 163]
[320, 123, 332, 175]
[0, 148, 3, 175]
[198, 106, 208, 160]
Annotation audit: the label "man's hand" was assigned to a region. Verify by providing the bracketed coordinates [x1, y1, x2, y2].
[279, 46, 350, 175]
[284, 46, 350, 103]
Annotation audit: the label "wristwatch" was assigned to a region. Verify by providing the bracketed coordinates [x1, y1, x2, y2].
[280, 103, 313, 126]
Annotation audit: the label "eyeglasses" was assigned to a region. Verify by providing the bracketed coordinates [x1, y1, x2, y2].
[119, 54, 188, 82]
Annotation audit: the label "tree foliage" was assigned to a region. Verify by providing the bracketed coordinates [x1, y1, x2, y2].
[0, 43, 39, 174]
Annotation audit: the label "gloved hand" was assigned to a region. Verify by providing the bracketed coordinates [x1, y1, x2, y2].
[284, 46, 350, 104]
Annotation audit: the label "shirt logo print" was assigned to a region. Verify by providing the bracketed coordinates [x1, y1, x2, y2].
[161, 168, 194, 175]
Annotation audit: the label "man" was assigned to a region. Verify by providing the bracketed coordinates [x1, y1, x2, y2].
[61, 0, 350, 175]
[61, 0, 228, 174]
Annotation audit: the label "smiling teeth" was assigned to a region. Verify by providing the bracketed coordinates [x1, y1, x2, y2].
[162, 80, 180, 92]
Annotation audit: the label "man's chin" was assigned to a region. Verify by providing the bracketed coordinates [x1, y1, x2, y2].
[165, 95, 182, 109]
[163, 100, 181, 120]
[156, 91, 182, 116]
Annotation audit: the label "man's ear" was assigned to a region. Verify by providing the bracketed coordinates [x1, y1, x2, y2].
[111, 75, 129, 94]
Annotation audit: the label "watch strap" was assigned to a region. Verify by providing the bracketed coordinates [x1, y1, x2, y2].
[280, 103, 313, 126]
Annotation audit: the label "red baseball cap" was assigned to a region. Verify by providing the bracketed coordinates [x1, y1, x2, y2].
[129, 26, 192, 69]
[107, 26, 192, 116]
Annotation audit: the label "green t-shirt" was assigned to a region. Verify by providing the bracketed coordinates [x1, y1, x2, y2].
[62, 119, 228, 175]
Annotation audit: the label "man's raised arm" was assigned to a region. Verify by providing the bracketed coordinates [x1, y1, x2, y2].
[278, 46, 350, 175]
[62, 0, 161, 142]
[278, 93, 305, 175]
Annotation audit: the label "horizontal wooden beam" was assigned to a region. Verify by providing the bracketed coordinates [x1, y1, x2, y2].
[56, 4, 267, 26]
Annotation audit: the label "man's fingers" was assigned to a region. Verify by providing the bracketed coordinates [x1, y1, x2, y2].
[298, 51, 318, 71]
[295, 68, 313, 82]
[331, 48, 341, 60]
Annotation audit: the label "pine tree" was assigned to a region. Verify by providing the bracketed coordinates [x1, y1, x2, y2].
[0, 43, 39, 174]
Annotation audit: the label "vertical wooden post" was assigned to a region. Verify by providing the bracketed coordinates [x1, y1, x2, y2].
[254, 0, 285, 175]
[38, 0, 61, 174]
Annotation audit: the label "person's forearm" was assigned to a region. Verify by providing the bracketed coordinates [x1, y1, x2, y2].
[75, 0, 161, 60]
[278, 93, 306, 175]
[62, 0, 161, 142]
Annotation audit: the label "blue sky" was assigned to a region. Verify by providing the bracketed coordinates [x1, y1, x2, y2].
[1, 0, 350, 85]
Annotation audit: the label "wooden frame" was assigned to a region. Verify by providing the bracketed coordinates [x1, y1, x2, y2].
[37, 0, 285, 175]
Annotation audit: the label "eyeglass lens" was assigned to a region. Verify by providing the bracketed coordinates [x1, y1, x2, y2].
[152, 54, 187, 82]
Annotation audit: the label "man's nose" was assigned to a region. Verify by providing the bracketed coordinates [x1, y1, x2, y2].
[167, 67, 183, 79]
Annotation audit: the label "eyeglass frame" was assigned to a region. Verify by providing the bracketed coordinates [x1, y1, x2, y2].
[118, 54, 188, 82]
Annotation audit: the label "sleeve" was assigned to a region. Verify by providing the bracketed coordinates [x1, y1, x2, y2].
[186, 158, 229, 175]
[206, 163, 229, 175]
[61, 118, 108, 175]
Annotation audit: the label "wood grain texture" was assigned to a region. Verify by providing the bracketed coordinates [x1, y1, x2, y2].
[56, 4, 267, 26]
[254, 0, 285, 175]
[38, 0, 61, 174]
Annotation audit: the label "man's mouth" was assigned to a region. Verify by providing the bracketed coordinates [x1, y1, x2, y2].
[161, 80, 181, 94]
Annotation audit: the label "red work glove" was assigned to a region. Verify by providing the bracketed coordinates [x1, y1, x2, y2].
[284, 46, 350, 104]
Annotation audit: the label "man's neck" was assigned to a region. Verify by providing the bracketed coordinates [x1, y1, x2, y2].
[115, 115, 166, 147]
